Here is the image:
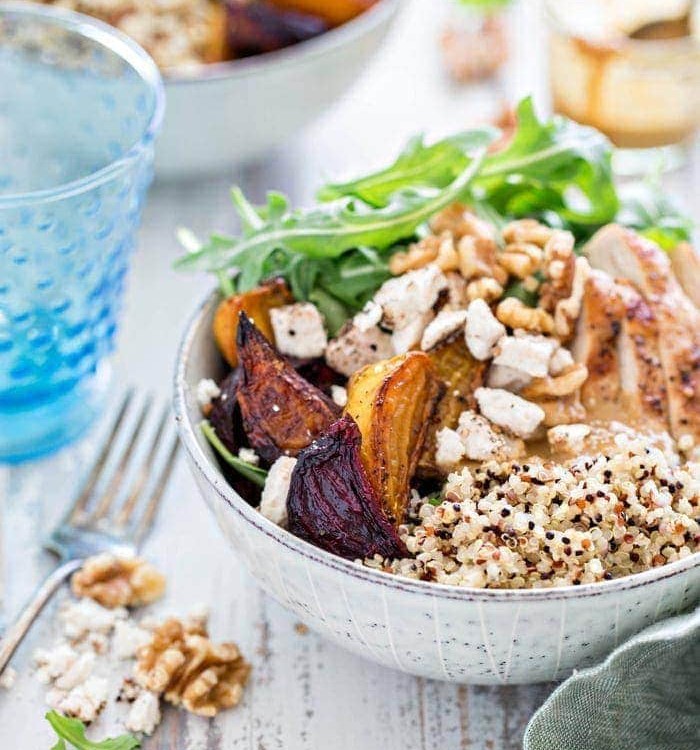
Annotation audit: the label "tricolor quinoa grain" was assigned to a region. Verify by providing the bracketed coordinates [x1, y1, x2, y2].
[366, 433, 699, 588]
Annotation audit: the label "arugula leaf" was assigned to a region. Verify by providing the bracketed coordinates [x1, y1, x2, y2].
[314, 99, 618, 237]
[317, 129, 496, 206]
[617, 180, 693, 251]
[46, 712, 140, 750]
[175, 149, 486, 273]
[200, 421, 268, 487]
[472, 98, 619, 234]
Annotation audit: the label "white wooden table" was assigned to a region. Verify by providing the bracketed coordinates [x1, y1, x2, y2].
[1, 1, 696, 747]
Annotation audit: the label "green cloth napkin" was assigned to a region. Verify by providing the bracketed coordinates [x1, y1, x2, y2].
[524, 607, 700, 750]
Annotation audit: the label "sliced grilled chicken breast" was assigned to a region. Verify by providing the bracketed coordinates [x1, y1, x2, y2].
[670, 242, 700, 309]
[586, 225, 700, 443]
[615, 280, 668, 432]
[572, 270, 624, 421]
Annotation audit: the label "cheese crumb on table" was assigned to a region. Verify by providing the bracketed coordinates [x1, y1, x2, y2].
[126, 690, 162, 736]
[113, 620, 153, 661]
[60, 598, 127, 639]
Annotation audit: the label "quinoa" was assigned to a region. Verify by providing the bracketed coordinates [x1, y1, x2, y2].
[366, 434, 699, 588]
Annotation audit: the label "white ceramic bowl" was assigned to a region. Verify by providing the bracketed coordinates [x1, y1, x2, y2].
[173, 290, 700, 685]
[156, 0, 400, 179]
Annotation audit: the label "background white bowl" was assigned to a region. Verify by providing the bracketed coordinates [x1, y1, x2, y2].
[174, 290, 700, 685]
[156, 0, 401, 179]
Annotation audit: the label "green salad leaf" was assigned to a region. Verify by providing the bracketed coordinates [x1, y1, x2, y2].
[473, 98, 619, 235]
[46, 712, 140, 750]
[200, 421, 268, 487]
[175, 96, 692, 331]
[617, 180, 694, 251]
[317, 129, 497, 206]
[175, 148, 487, 273]
[314, 99, 619, 236]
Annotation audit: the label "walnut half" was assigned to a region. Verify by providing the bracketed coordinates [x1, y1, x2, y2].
[135, 618, 251, 718]
[71, 554, 166, 609]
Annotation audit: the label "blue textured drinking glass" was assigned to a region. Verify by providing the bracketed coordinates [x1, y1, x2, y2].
[0, 3, 164, 462]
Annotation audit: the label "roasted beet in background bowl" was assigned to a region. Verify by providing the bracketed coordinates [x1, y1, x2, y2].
[173, 289, 700, 685]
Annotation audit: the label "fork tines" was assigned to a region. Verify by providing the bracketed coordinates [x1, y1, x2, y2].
[67, 390, 180, 541]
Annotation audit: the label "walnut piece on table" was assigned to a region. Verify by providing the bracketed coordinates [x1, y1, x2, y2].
[71, 554, 166, 609]
[441, 15, 508, 83]
[135, 618, 251, 718]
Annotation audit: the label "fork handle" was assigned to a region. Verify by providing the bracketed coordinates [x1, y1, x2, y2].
[0, 559, 83, 676]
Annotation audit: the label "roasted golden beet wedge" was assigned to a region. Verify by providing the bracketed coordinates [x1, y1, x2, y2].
[287, 415, 408, 560]
[345, 352, 441, 524]
[237, 312, 340, 462]
[213, 278, 293, 367]
[418, 335, 487, 477]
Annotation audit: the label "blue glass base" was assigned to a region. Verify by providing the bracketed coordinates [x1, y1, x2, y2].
[0, 363, 111, 464]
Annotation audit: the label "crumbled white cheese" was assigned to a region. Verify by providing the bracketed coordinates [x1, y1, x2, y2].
[270, 303, 327, 359]
[331, 384, 348, 408]
[54, 651, 95, 691]
[435, 427, 466, 470]
[113, 620, 152, 660]
[457, 410, 512, 461]
[325, 323, 394, 377]
[475, 387, 545, 439]
[486, 364, 532, 392]
[195, 378, 221, 409]
[420, 309, 468, 351]
[260, 456, 297, 527]
[391, 310, 434, 354]
[48, 676, 109, 724]
[549, 346, 575, 375]
[34, 643, 81, 685]
[126, 690, 162, 736]
[373, 264, 447, 330]
[493, 332, 559, 378]
[353, 300, 382, 332]
[465, 299, 506, 361]
[0, 667, 17, 690]
[60, 598, 127, 640]
[237, 447, 260, 466]
[547, 423, 592, 455]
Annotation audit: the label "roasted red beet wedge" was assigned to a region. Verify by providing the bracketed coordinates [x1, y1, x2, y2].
[287, 415, 408, 560]
[237, 311, 340, 463]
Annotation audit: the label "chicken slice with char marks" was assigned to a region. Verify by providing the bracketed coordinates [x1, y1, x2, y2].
[670, 242, 700, 309]
[614, 280, 668, 433]
[585, 225, 700, 443]
[571, 269, 625, 422]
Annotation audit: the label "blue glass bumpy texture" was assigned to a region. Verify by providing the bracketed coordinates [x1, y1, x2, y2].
[0, 159, 152, 404]
[0, 5, 162, 461]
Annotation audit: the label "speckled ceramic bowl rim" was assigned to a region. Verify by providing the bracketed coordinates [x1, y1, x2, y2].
[165, 0, 401, 85]
[0, 1, 165, 207]
[173, 288, 700, 603]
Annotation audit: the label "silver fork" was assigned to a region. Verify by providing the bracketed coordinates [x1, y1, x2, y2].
[0, 390, 180, 676]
